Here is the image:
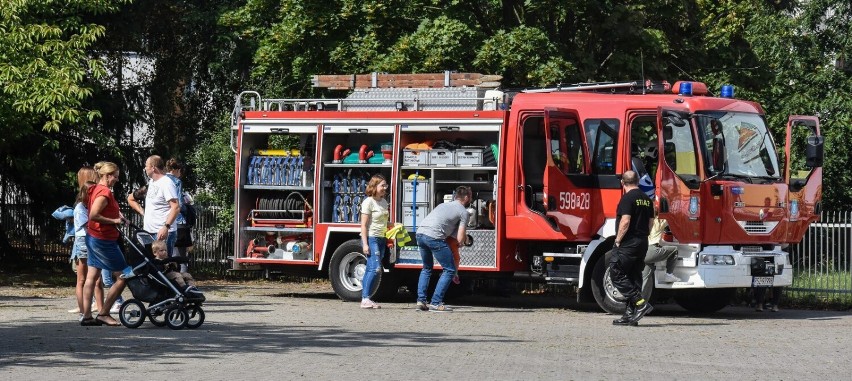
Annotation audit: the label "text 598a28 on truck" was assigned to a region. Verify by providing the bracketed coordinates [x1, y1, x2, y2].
[229, 73, 823, 313]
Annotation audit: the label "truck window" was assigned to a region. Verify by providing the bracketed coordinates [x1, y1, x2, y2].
[787, 126, 815, 181]
[584, 119, 619, 174]
[522, 116, 547, 188]
[630, 116, 657, 177]
[663, 118, 698, 177]
[695, 112, 780, 178]
[550, 120, 585, 175]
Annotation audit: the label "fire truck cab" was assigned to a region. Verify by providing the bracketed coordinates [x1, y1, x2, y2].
[230, 73, 823, 313]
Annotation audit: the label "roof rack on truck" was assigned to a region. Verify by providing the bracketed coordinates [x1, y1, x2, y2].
[231, 72, 506, 117]
[311, 71, 502, 89]
[521, 79, 672, 94]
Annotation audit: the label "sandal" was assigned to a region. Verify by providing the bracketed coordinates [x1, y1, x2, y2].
[96, 314, 120, 326]
[80, 317, 103, 326]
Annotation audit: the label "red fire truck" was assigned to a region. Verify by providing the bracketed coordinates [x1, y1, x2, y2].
[229, 72, 823, 313]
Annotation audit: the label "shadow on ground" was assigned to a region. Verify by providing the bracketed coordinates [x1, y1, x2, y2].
[0, 298, 524, 370]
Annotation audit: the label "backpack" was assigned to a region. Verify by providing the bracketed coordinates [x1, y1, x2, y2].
[182, 203, 197, 228]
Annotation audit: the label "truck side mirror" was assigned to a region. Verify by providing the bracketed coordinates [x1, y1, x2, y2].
[663, 111, 686, 127]
[805, 135, 824, 168]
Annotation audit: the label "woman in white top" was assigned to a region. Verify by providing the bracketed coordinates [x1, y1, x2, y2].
[359, 174, 389, 309]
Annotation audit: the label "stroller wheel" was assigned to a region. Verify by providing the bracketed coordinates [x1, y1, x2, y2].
[185, 305, 205, 329]
[148, 307, 167, 327]
[118, 299, 146, 328]
[165, 307, 188, 330]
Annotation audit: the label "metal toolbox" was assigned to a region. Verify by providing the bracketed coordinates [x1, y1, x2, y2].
[402, 149, 428, 166]
[428, 149, 455, 166]
[455, 147, 484, 166]
[402, 203, 429, 229]
[401, 179, 429, 203]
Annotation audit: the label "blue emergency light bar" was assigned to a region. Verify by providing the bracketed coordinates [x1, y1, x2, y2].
[720, 85, 735, 98]
[679, 82, 693, 96]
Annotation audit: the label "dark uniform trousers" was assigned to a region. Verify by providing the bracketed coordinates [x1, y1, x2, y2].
[609, 236, 649, 305]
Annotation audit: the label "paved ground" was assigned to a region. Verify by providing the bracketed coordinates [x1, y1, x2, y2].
[1, 281, 851, 380]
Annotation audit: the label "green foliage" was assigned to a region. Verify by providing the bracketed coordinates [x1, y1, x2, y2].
[189, 116, 235, 229]
[738, 1, 852, 210]
[790, 271, 852, 309]
[380, 16, 480, 73]
[0, 0, 124, 132]
[0, 0, 127, 208]
[475, 26, 574, 86]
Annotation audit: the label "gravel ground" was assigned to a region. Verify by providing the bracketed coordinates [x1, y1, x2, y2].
[1, 280, 851, 380]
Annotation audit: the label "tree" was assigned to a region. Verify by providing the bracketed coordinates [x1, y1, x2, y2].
[189, 116, 236, 228]
[0, 0, 128, 203]
[727, 1, 852, 210]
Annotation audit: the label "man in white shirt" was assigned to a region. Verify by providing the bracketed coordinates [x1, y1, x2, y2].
[130, 155, 180, 255]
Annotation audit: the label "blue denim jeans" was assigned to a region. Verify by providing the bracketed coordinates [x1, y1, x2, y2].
[167, 230, 177, 257]
[416, 233, 456, 306]
[362, 237, 386, 299]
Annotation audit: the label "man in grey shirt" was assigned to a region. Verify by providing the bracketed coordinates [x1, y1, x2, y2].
[415, 186, 471, 312]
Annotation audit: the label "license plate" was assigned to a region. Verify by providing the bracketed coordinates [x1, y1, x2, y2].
[752, 276, 774, 287]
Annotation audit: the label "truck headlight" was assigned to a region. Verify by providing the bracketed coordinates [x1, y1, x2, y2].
[700, 254, 735, 265]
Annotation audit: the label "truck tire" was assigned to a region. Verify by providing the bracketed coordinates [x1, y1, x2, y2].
[674, 289, 734, 313]
[329, 239, 398, 302]
[590, 250, 653, 315]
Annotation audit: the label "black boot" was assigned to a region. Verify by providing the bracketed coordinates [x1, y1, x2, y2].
[628, 299, 654, 325]
[612, 304, 636, 326]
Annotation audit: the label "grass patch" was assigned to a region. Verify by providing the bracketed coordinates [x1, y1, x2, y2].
[786, 271, 852, 310]
[0, 260, 75, 287]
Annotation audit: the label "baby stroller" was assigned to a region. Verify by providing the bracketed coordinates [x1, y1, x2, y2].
[117, 225, 206, 330]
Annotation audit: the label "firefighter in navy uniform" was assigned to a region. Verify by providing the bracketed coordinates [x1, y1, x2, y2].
[610, 170, 655, 326]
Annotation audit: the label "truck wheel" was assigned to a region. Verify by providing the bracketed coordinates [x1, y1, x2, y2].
[674, 289, 734, 313]
[329, 239, 398, 302]
[590, 250, 653, 315]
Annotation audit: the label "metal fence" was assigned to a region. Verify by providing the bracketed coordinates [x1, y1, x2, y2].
[787, 210, 852, 306]
[1, 201, 234, 276]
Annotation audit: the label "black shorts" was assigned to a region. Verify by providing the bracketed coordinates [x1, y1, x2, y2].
[175, 226, 193, 248]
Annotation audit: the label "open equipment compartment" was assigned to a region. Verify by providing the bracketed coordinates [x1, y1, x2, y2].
[396, 125, 500, 267]
[318, 125, 394, 225]
[235, 123, 317, 264]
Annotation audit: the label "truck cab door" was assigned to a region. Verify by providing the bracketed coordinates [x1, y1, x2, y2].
[541, 108, 597, 240]
[656, 107, 702, 242]
[785, 116, 823, 240]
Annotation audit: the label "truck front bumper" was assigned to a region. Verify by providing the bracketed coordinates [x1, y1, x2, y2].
[654, 245, 793, 289]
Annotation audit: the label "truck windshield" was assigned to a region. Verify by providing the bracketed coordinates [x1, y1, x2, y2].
[695, 112, 780, 180]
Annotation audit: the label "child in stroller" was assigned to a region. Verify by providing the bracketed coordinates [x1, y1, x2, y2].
[150, 240, 204, 299]
[117, 228, 206, 330]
